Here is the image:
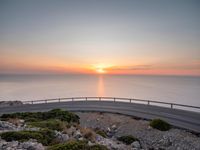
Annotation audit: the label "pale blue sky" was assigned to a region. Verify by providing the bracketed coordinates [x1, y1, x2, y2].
[0, 0, 200, 75]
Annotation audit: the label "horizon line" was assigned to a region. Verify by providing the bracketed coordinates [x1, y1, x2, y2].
[0, 73, 199, 78]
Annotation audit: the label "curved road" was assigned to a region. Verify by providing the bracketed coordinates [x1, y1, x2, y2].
[0, 101, 200, 133]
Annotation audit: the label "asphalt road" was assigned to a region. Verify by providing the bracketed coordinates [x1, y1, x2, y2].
[0, 101, 200, 133]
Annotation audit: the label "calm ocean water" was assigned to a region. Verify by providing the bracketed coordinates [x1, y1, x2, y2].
[0, 74, 200, 107]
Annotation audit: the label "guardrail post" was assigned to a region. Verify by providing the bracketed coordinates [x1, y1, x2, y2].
[86, 97, 87, 101]
[31, 101, 33, 104]
[130, 99, 131, 103]
[99, 97, 101, 101]
[114, 98, 116, 102]
[148, 100, 150, 105]
[59, 98, 60, 102]
[72, 98, 74, 101]
[171, 104, 173, 109]
[45, 100, 47, 104]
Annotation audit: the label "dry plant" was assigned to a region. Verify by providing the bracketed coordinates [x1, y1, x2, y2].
[80, 127, 96, 142]
[7, 118, 22, 126]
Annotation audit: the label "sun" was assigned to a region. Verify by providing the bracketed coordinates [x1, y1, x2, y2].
[92, 64, 109, 74]
[96, 68, 106, 74]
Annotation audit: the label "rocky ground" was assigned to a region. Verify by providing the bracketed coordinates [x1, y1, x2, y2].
[76, 112, 200, 150]
[0, 110, 200, 150]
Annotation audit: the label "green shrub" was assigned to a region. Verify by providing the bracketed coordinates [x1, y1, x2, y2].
[0, 129, 55, 145]
[48, 141, 108, 150]
[150, 119, 171, 131]
[117, 135, 138, 145]
[27, 119, 67, 131]
[0, 109, 79, 123]
[89, 145, 108, 150]
[0, 131, 43, 142]
[95, 130, 107, 138]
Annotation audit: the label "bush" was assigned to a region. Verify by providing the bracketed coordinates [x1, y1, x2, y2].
[48, 141, 108, 150]
[95, 130, 107, 138]
[0, 129, 55, 145]
[150, 119, 171, 131]
[117, 135, 138, 145]
[0, 109, 80, 123]
[28, 119, 67, 131]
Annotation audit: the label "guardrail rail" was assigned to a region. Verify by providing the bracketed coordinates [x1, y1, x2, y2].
[21, 96, 200, 112]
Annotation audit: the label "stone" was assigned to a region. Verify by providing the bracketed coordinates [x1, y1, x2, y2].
[147, 126, 152, 130]
[78, 137, 84, 141]
[111, 124, 117, 130]
[88, 141, 94, 146]
[73, 130, 82, 139]
[11, 141, 19, 147]
[0, 139, 44, 150]
[55, 131, 69, 142]
[131, 141, 141, 148]
[0, 121, 38, 133]
[107, 127, 111, 132]
[66, 126, 76, 136]
[95, 135, 128, 150]
[0, 121, 17, 131]
[20, 140, 45, 150]
[25, 127, 40, 131]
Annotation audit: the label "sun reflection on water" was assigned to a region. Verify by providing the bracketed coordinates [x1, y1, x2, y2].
[97, 75, 104, 97]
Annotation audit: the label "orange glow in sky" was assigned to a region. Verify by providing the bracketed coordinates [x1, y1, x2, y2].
[0, 1, 200, 76]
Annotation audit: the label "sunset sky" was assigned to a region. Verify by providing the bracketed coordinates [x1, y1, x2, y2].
[0, 0, 200, 76]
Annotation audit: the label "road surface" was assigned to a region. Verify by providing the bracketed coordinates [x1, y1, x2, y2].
[0, 101, 200, 133]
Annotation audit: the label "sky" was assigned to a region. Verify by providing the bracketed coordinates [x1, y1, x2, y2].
[0, 0, 200, 76]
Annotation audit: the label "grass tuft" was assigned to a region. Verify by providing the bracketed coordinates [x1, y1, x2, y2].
[27, 119, 67, 131]
[95, 129, 107, 138]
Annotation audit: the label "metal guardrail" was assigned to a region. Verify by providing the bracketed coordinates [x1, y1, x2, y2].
[21, 96, 200, 112]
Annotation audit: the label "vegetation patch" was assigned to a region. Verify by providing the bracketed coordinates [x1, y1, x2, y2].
[27, 119, 67, 131]
[0, 109, 80, 123]
[150, 119, 171, 131]
[95, 129, 107, 138]
[117, 135, 138, 145]
[0, 129, 55, 145]
[89, 145, 109, 150]
[48, 141, 108, 150]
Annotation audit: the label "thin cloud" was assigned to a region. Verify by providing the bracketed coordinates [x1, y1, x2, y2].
[107, 65, 153, 71]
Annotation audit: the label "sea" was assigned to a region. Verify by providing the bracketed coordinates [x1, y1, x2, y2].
[0, 74, 200, 110]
